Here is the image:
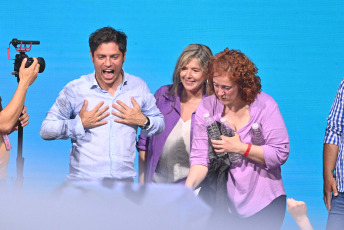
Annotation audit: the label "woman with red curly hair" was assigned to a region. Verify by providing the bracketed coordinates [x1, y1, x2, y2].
[186, 48, 289, 229]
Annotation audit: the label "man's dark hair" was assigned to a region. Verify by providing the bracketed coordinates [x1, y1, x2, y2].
[89, 27, 127, 56]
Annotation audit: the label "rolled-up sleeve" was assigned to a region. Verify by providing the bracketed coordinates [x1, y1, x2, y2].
[261, 102, 290, 170]
[190, 101, 210, 167]
[324, 79, 344, 145]
[137, 134, 148, 151]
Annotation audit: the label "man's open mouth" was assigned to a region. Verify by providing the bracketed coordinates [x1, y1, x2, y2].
[103, 69, 115, 74]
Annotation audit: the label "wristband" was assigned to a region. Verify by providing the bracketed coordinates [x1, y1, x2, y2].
[244, 144, 251, 157]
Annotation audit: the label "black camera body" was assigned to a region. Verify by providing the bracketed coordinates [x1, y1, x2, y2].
[8, 38, 46, 78]
[14, 52, 45, 74]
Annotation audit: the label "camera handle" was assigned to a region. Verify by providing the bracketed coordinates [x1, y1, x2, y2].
[15, 121, 24, 190]
[13, 76, 24, 190]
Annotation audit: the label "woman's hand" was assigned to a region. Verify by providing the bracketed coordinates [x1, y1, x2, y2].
[9, 106, 29, 134]
[18, 106, 29, 128]
[211, 132, 266, 165]
[211, 132, 246, 154]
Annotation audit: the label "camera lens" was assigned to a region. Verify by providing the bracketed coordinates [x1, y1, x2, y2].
[25, 57, 46, 73]
[37, 57, 45, 73]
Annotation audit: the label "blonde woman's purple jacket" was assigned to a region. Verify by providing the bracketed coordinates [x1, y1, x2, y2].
[137, 84, 207, 183]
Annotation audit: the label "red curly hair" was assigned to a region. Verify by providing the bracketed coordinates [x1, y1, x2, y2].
[207, 48, 261, 105]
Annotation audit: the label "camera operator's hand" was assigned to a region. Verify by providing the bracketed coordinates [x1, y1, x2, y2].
[19, 58, 39, 88]
[19, 106, 29, 127]
[9, 106, 29, 134]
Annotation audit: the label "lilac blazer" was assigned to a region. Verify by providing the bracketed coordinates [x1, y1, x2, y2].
[190, 93, 290, 217]
[137, 84, 206, 183]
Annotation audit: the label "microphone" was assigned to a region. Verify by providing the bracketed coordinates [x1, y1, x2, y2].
[8, 38, 45, 77]
[11, 38, 40, 47]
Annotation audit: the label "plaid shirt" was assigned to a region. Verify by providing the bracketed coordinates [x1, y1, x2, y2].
[324, 79, 344, 192]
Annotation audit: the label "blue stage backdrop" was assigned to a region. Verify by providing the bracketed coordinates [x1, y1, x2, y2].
[1, 1, 343, 229]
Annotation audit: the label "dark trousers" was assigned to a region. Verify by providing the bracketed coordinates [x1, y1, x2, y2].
[228, 195, 286, 230]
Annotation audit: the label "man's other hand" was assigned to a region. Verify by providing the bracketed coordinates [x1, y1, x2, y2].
[112, 97, 147, 126]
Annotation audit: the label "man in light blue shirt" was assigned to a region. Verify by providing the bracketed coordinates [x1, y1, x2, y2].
[40, 27, 164, 181]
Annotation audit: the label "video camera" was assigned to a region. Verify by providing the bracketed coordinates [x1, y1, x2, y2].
[7, 38, 46, 78]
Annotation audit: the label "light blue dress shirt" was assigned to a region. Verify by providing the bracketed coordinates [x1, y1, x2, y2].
[40, 71, 164, 180]
[324, 78, 344, 192]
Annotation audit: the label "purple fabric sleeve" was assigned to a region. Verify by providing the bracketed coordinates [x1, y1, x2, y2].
[259, 99, 290, 170]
